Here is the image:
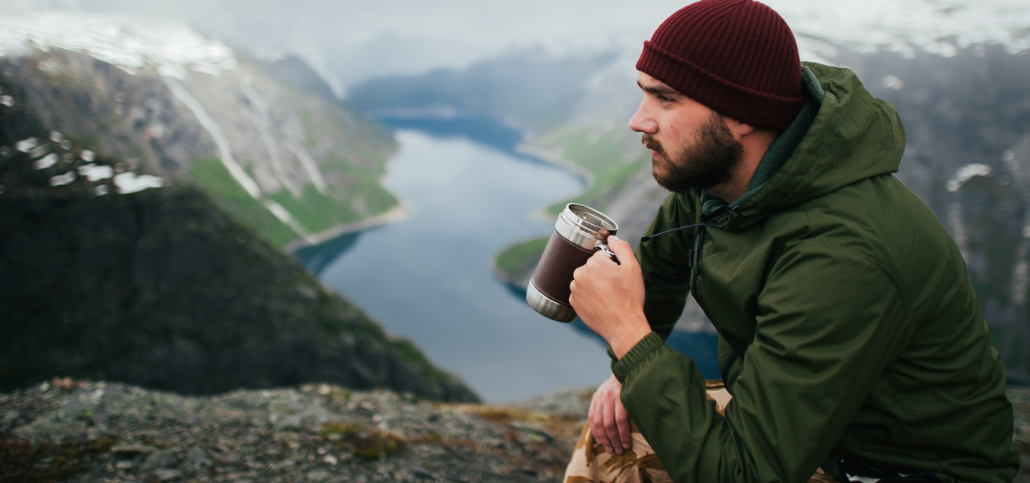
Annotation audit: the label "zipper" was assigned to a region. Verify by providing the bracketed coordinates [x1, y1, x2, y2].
[690, 224, 707, 298]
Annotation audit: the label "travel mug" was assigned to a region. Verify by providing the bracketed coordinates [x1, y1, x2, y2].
[526, 203, 619, 322]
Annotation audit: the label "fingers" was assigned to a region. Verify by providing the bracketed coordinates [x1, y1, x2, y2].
[602, 400, 623, 454]
[615, 397, 632, 450]
[607, 236, 636, 264]
[588, 393, 612, 453]
[590, 379, 632, 455]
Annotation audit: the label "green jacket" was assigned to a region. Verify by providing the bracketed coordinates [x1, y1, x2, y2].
[616, 63, 1018, 483]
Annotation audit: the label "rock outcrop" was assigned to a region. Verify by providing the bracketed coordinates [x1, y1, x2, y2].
[3, 378, 1030, 482]
[0, 379, 589, 482]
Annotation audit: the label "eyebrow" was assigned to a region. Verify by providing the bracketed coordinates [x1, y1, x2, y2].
[637, 81, 680, 97]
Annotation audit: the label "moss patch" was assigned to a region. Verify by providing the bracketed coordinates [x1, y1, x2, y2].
[0, 436, 118, 482]
[320, 422, 407, 461]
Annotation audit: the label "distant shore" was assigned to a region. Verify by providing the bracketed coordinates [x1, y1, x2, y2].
[514, 143, 594, 185]
[283, 203, 408, 253]
[514, 143, 594, 220]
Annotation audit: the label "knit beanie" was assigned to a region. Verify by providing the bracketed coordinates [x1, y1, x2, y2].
[637, 0, 804, 131]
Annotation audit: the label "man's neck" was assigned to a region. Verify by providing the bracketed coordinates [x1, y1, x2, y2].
[707, 129, 779, 203]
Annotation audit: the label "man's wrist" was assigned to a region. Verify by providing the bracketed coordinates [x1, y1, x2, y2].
[608, 313, 653, 359]
[612, 332, 666, 383]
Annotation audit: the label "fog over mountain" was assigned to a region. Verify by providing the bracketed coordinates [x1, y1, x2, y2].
[2, 0, 1027, 96]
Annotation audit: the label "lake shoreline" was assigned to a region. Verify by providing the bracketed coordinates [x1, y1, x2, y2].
[283, 203, 408, 253]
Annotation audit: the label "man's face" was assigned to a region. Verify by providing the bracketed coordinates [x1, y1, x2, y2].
[629, 72, 743, 193]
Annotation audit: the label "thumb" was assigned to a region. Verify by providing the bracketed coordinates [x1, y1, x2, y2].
[607, 235, 635, 261]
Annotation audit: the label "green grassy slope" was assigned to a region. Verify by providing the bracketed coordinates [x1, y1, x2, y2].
[189, 158, 297, 247]
[189, 155, 399, 248]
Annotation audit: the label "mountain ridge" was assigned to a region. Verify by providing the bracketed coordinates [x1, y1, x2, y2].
[0, 12, 400, 248]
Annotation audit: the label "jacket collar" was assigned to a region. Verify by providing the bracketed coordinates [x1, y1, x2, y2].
[697, 62, 905, 230]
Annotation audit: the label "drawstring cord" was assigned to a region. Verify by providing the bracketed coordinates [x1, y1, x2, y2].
[639, 223, 720, 243]
[639, 206, 739, 289]
[638, 206, 739, 244]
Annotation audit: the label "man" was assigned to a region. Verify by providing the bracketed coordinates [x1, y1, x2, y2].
[563, 1, 1019, 482]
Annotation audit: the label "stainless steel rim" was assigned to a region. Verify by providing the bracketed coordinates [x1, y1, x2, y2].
[557, 203, 619, 250]
[526, 280, 577, 322]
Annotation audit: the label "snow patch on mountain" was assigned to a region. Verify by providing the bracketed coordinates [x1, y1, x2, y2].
[948, 164, 994, 192]
[0, 10, 236, 77]
[114, 172, 164, 194]
[772, 0, 1030, 57]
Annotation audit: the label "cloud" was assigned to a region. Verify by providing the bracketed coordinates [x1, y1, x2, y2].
[2, 0, 1027, 91]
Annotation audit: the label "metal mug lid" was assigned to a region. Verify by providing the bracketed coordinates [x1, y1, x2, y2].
[559, 203, 618, 239]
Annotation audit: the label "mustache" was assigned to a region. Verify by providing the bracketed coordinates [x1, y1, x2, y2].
[641, 134, 665, 157]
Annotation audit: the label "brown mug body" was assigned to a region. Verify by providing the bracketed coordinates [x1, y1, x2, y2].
[526, 204, 618, 322]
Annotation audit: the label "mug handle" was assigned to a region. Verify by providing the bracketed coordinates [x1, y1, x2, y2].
[594, 240, 620, 265]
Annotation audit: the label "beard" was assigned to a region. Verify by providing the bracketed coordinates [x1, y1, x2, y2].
[643, 112, 744, 193]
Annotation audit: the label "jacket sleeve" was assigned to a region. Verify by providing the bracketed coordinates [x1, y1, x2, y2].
[614, 242, 915, 483]
[636, 193, 696, 341]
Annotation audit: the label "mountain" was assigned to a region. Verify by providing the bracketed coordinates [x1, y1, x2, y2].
[0, 13, 478, 401]
[0, 116, 476, 401]
[0, 11, 399, 249]
[347, 50, 616, 135]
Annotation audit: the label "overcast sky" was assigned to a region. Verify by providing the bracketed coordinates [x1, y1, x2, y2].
[1, 0, 1027, 95]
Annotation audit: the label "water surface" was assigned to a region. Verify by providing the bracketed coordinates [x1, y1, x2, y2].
[299, 129, 611, 402]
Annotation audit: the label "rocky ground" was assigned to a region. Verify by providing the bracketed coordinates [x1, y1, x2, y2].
[0, 379, 592, 482]
[4, 379, 1030, 482]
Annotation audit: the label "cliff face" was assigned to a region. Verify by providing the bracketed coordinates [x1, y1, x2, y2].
[0, 119, 475, 401]
[0, 12, 398, 248]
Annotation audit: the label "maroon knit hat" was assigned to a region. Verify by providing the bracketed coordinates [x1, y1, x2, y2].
[637, 0, 804, 130]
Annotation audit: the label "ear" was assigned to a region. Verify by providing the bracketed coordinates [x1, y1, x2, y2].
[722, 116, 756, 140]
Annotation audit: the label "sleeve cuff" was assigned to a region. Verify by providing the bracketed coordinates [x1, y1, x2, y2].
[606, 344, 617, 363]
[612, 331, 666, 383]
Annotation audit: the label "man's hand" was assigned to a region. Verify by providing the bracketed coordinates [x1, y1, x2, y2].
[589, 373, 632, 454]
[569, 236, 651, 358]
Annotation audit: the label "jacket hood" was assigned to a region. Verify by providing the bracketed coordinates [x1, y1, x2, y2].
[713, 62, 907, 229]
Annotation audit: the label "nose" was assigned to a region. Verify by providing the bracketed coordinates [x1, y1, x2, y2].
[629, 100, 656, 134]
